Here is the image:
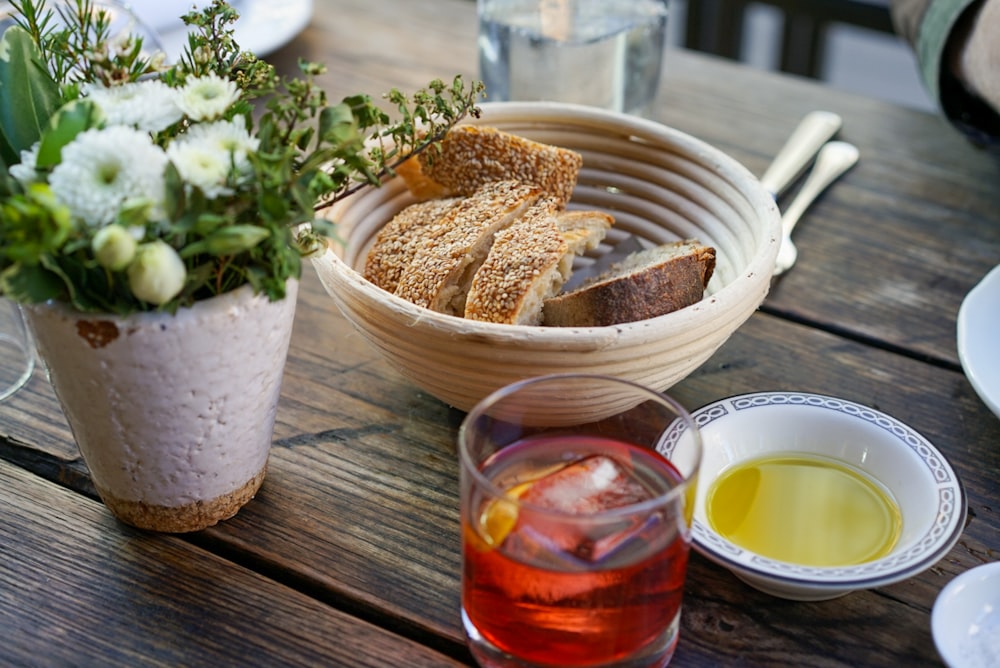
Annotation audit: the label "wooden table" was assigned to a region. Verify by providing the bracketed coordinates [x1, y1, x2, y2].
[3, 0, 998, 665]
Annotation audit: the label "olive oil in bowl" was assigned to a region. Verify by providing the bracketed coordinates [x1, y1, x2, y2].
[706, 454, 902, 567]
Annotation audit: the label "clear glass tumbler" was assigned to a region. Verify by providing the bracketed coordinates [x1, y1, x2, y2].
[459, 373, 702, 667]
[477, 0, 670, 115]
[0, 300, 34, 401]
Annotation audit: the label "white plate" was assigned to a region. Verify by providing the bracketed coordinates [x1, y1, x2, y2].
[957, 264, 1000, 420]
[136, 0, 314, 62]
[932, 561, 1000, 668]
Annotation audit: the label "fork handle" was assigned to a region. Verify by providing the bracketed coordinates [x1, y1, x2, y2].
[760, 111, 843, 198]
[781, 141, 860, 238]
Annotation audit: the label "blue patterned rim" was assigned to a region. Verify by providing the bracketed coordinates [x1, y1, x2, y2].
[689, 391, 967, 590]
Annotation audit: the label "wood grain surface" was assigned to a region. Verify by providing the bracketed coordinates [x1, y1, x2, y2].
[1, 0, 997, 666]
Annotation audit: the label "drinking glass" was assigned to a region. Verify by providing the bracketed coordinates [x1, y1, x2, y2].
[477, 0, 670, 115]
[459, 373, 702, 668]
[0, 300, 34, 401]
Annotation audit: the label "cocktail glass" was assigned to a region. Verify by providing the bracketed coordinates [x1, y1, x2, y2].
[459, 373, 702, 667]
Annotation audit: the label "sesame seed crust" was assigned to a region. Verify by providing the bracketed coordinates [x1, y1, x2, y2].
[363, 198, 461, 292]
[393, 180, 541, 314]
[395, 126, 583, 206]
[465, 198, 568, 325]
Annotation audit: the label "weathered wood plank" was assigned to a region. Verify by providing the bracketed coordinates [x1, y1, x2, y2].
[0, 459, 469, 667]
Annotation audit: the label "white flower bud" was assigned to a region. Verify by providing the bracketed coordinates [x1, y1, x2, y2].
[92, 225, 137, 271]
[127, 240, 186, 305]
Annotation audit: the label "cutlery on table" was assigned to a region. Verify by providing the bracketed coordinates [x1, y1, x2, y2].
[760, 110, 843, 198]
[772, 140, 860, 276]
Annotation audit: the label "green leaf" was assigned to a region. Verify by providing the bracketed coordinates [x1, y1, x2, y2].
[180, 225, 270, 258]
[35, 99, 103, 168]
[0, 27, 62, 166]
[0, 261, 65, 304]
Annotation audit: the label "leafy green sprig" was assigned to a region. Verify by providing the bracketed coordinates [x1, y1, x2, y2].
[0, 0, 484, 314]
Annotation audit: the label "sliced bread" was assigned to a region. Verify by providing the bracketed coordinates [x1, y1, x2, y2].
[542, 240, 716, 327]
[464, 198, 568, 325]
[395, 126, 583, 206]
[392, 179, 541, 315]
[363, 197, 462, 293]
[555, 210, 615, 279]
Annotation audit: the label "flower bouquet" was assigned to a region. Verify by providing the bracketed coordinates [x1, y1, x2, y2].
[0, 0, 482, 531]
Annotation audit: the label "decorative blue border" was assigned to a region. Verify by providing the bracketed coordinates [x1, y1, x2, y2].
[690, 392, 967, 587]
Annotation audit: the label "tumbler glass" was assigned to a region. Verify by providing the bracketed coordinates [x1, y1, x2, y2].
[477, 0, 670, 115]
[459, 373, 702, 667]
[0, 300, 34, 401]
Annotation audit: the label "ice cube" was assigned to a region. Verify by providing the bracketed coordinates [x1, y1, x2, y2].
[521, 455, 654, 513]
[503, 455, 674, 569]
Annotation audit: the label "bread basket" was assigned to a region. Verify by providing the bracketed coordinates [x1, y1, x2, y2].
[312, 102, 780, 413]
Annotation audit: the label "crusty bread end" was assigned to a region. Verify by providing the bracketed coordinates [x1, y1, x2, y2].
[395, 126, 583, 206]
[542, 240, 716, 327]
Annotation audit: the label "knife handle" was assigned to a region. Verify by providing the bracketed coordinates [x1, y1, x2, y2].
[759, 111, 843, 198]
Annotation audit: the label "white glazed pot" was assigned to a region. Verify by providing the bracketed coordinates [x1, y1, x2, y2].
[24, 280, 299, 533]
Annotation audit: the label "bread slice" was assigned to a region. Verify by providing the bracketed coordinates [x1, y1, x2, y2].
[555, 210, 615, 279]
[464, 198, 568, 325]
[542, 240, 716, 327]
[393, 180, 541, 315]
[395, 126, 583, 206]
[363, 197, 462, 293]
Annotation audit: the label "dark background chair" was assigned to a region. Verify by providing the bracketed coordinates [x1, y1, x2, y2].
[682, 0, 895, 79]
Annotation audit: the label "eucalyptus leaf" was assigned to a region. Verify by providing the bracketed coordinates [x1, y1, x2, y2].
[0, 27, 62, 166]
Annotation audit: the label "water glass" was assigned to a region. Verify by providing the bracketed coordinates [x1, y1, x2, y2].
[477, 0, 669, 115]
[459, 373, 702, 667]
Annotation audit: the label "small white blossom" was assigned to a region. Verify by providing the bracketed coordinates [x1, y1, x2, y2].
[82, 80, 183, 133]
[8, 143, 40, 184]
[167, 117, 259, 198]
[48, 126, 168, 228]
[177, 73, 240, 121]
[127, 240, 186, 305]
[92, 225, 137, 271]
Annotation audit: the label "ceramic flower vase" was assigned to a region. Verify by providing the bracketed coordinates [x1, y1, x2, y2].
[22, 280, 299, 533]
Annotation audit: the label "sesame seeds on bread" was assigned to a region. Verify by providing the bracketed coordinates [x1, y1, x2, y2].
[395, 126, 583, 206]
[392, 180, 541, 315]
[541, 240, 717, 327]
[363, 197, 462, 293]
[464, 198, 568, 325]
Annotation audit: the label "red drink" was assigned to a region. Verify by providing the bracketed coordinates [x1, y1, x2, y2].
[462, 434, 691, 667]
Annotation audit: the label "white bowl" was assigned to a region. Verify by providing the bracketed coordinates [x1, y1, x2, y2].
[958, 263, 1000, 420]
[312, 102, 780, 412]
[932, 561, 1000, 668]
[690, 391, 966, 601]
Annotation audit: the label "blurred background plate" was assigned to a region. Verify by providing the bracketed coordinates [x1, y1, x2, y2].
[146, 0, 313, 61]
[957, 264, 1000, 420]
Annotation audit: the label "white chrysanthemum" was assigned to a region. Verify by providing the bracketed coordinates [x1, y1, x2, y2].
[127, 240, 186, 305]
[166, 140, 233, 199]
[8, 143, 40, 183]
[177, 73, 240, 121]
[167, 117, 259, 198]
[82, 80, 183, 133]
[48, 126, 168, 227]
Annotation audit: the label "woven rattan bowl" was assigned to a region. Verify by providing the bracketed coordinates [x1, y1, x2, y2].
[312, 102, 781, 413]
